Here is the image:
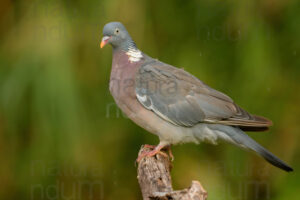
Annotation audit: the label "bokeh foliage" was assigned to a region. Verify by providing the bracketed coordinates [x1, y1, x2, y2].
[0, 0, 299, 199]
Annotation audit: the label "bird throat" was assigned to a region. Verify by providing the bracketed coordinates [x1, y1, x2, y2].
[114, 39, 143, 63]
[126, 47, 143, 63]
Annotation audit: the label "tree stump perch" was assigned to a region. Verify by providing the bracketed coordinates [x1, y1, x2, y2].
[137, 146, 208, 200]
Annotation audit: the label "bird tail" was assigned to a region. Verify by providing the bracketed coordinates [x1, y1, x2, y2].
[210, 125, 293, 172]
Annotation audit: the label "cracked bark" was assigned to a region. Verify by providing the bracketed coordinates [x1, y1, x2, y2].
[137, 146, 208, 200]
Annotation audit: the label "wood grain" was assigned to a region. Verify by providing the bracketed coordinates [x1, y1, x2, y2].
[137, 146, 207, 200]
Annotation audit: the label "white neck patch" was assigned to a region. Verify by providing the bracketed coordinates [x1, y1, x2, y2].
[126, 47, 143, 62]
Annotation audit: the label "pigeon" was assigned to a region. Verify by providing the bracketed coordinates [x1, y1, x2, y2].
[100, 21, 293, 172]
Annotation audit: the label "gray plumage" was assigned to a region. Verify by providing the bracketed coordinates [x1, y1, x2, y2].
[101, 21, 293, 172]
[136, 61, 272, 129]
[207, 124, 293, 172]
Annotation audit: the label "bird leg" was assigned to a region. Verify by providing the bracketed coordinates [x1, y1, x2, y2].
[136, 143, 174, 163]
[142, 144, 157, 149]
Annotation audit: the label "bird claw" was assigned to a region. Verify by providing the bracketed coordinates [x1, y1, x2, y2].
[142, 144, 157, 149]
[136, 144, 174, 163]
[168, 148, 174, 161]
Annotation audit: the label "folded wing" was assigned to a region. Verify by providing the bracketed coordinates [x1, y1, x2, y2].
[135, 61, 272, 130]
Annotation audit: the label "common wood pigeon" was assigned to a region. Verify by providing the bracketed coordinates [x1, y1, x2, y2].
[100, 22, 293, 172]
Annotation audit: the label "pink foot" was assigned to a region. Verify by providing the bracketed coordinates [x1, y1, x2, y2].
[136, 144, 174, 162]
[143, 144, 157, 149]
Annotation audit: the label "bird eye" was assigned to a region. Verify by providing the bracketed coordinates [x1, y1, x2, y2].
[115, 28, 120, 34]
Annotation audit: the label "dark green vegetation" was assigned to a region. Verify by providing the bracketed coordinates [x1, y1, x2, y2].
[0, 0, 299, 199]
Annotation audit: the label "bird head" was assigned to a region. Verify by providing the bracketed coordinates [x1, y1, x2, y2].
[100, 22, 135, 50]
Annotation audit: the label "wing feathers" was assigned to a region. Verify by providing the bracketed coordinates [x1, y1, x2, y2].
[136, 61, 272, 129]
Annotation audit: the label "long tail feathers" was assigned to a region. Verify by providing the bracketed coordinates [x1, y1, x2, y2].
[256, 145, 293, 172]
[214, 125, 293, 172]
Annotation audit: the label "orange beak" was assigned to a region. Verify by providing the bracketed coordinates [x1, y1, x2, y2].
[100, 36, 111, 48]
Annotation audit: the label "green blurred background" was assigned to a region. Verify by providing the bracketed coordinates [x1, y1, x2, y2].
[0, 0, 299, 199]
